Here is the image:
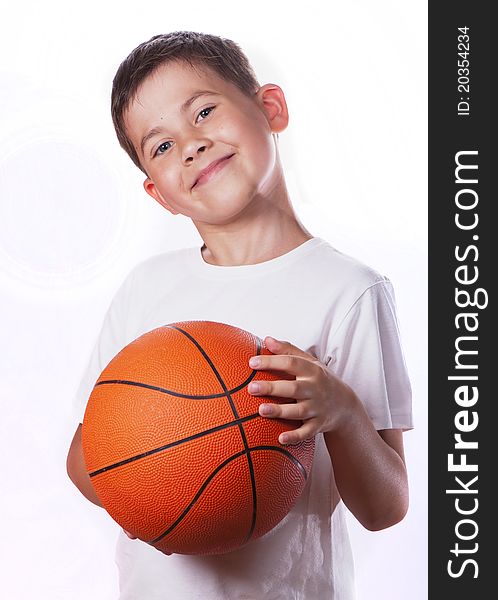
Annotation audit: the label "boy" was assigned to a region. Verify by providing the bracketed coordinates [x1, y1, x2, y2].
[67, 31, 412, 599]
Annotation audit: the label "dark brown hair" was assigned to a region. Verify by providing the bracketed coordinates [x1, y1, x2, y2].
[111, 31, 260, 173]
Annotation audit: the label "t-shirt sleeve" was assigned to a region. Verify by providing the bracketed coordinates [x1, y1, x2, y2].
[72, 269, 137, 424]
[326, 279, 413, 431]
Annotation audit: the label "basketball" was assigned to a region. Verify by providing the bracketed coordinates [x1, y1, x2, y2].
[81, 321, 315, 555]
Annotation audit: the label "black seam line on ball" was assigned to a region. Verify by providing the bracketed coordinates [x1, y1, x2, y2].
[252, 445, 308, 481]
[148, 445, 307, 546]
[94, 372, 258, 399]
[167, 325, 261, 545]
[88, 413, 260, 478]
[165, 325, 262, 413]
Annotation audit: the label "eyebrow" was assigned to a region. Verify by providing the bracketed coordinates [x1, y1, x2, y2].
[181, 90, 219, 112]
[140, 90, 220, 156]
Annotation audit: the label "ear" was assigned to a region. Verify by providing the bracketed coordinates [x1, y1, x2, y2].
[143, 178, 180, 215]
[255, 84, 289, 134]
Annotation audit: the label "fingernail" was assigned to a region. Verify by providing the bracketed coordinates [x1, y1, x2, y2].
[249, 382, 260, 393]
[249, 357, 261, 368]
[259, 403, 272, 415]
[279, 434, 289, 444]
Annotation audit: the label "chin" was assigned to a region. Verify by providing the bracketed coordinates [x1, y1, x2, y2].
[198, 189, 258, 223]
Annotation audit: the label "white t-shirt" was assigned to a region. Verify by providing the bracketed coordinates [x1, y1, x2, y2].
[74, 237, 413, 600]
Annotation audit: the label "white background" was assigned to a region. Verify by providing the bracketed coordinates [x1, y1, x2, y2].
[0, 1, 427, 598]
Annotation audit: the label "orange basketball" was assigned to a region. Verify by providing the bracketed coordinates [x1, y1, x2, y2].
[81, 321, 315, 555]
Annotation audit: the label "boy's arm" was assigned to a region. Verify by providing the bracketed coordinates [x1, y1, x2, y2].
[322, 398, 408, 531]
[249, 337, 409, 532]
[66, 424, 103, 507]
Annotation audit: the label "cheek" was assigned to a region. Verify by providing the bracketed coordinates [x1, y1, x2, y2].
[248, 132, 277, 188]
[243, 114, 276, 173]
[255, 133, 275, 165]
[159, 164, 187, 199]
[227, 119, 276, 180]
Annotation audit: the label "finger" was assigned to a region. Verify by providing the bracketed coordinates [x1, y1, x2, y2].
[123, 529, 137, 539]
[278, 420, 318, 445]
[258, 399, 315, 421]
[264, 336, 317, 360]
[248, 378, 310, 400]
[249, 354, 313, 377]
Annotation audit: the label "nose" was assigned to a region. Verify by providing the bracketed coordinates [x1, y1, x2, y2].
[182, 137, 211, 164]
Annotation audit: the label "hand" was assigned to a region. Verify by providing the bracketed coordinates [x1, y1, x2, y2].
[123, 529, 172, 555]
[123, 529, 138, 539]
[248, 336, 353, 445]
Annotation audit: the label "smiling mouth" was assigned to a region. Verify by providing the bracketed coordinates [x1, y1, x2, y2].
[192, 154, 235, 189]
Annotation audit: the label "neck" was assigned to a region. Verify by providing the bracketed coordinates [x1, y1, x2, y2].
[195, 173, 313, 266]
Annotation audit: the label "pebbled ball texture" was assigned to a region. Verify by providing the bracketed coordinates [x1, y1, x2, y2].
[82, 321, 315, 555]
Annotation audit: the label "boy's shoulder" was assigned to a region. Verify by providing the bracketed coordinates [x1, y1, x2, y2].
[115, 246, 196, 302]
[128, 245, 196, 279]
[303, 239, 389, 293]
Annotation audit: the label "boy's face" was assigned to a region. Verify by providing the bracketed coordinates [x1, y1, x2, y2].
[124, 61, 287, 226]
